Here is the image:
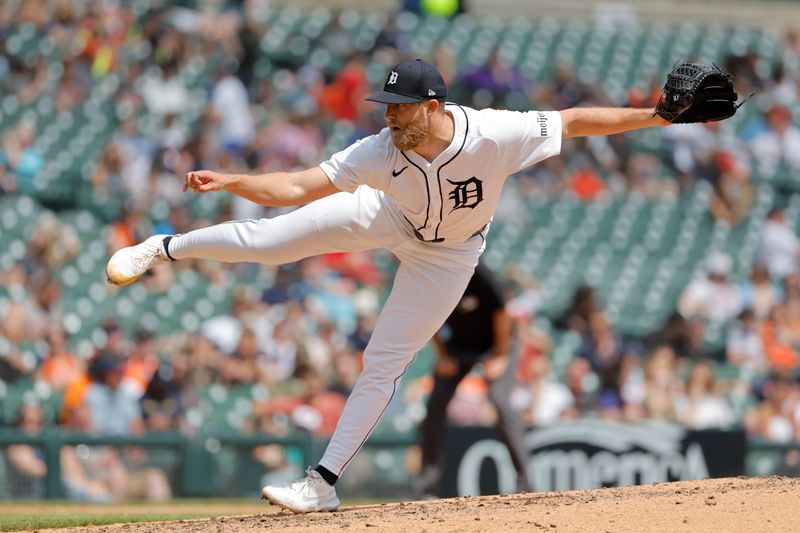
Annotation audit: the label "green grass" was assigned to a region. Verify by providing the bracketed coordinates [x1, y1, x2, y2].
[1, 513, 219, 531]
[0, 500, 271, 531]
[0, 499, 386, 531]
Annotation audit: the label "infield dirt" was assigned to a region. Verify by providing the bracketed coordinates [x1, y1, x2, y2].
[32, 476, 800, 532]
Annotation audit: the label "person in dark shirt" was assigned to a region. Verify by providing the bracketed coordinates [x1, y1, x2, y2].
[417, 262, 531, 497]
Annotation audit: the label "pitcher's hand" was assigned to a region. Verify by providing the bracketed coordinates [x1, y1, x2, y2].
[184, 170, 232, 193]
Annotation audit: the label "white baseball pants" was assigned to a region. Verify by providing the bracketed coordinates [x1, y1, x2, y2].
[168, 186, 485, 476]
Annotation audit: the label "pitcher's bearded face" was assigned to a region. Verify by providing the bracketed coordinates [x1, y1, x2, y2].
[385, 102, 431, 151]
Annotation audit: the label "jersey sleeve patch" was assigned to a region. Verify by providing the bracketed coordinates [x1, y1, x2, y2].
[479, 109, 563, 175]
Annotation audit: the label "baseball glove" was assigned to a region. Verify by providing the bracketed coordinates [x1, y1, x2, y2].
[655, 63, 741, 124]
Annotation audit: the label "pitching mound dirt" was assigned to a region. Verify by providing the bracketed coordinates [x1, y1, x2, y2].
[40, 476, 799, 533]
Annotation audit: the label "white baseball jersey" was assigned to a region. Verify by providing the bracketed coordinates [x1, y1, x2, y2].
[320, 104, 562, 242]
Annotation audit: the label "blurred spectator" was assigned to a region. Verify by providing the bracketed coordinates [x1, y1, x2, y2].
[295, 319, 341, 374]
[751, 105, 800, 175]
[91, 145, 126, 196]
[68, 351, 172, 500]
[154, 114, 188, 152]
[744, 374, 798, 442]
[108, 205, 150, 254]
[553, 285, 601, 335]
[255, 365, 347, 438]
[120, 328, 160, 399]
[59, 401, 171, 502]
[5, 404, 47, 499]
[84, 355, 145, 436]
[37, 323, 85, 391]
[314, 15, 356, 59]
[181, 334, 224, 388]
[782, 26, 800, 74]
[319, 53, 369, 122]
[111, 117, 155, 208]
[261, 317, 300, 382]
[561, 356, 596, 414]
[54, 58, 91, 112]
[726, 309, 766, 371]
[513, 355, 575, 426]
[626, 75, 662, 109]
[139, 62, 192, 117]
[678, 252, 742, 322]
[328, 348, 360, 397]
[59, 404, 127, 502]
[782, 273, 800, 338]
[293, 365, 347, 437]
[506, 306, 553, 360]
[74, 0, 128, 78]
[219, 327, 265, 386]
[210, 59, 255, 154]
[756, 207, 800, 279]
[372, 15, 413, 53]
[578, 311, 625, 372]
[596, 354, 645, 422]
[1, 119, 43, 195]
[724, 52, 770, 97]
[569, 158, 607, 201]
[28, 212, 81, 271]
[441, 375, 496, 426]
[514, 317, 552, 383]
[675, 361, 734, 429]
[27, 270, 64, 325]
[663, 122, 720, 182]
[348, 313, 377, 354]
[642, 345, 680, 421]
[551, 63, 590, 109]
[456, 49, 532, 109]
[621, 152, 676, 199]
[647, 311, 707, 360]
[738, 264, 783, 320]
[323, 250, 385, 288]
[140, 351, 192, 434]
[257, 108, 324, 169]
[760, 305, 800, 372]
[708, 150, 753, 226]
[2, 263, 53, 337]
[0, 162, 15, 194]
[253, 443, 304, 488]
[16, 57, 49, 107]
[0, 301, 37, 381]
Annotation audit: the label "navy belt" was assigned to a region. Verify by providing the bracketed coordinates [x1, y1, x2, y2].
[406, 217, 486, 243]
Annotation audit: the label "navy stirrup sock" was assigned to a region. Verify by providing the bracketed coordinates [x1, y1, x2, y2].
[162, 235, 177, 261]
[314, 465, 338, 486]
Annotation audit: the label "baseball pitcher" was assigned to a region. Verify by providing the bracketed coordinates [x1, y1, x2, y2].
[106, 59, 740, 513]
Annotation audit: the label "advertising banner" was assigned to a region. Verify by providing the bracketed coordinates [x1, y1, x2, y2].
[440, 419, 746, 497]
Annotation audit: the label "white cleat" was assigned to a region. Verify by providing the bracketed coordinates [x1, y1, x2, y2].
[105, 234, 172, 286]
[260, 468, 340, 514]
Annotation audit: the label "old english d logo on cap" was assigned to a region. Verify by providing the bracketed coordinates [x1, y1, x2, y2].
[366, 59, 448, 104]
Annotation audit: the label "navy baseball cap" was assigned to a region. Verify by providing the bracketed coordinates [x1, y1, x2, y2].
[366, 59, 447, 104]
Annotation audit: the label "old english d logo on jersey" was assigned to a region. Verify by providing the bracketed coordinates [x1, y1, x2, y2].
[447, 177, 483, 211]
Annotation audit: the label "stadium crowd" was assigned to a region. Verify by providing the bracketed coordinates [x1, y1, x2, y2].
[2, 0, 800, 500]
